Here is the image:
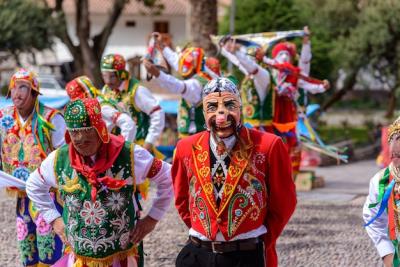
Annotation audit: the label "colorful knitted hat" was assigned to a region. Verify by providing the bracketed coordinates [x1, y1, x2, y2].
[205, 57, 221, 76]
[271, 42, 297, 59]
[178, 47, 204, 78]
[100, 54, 130, 80]
[64, 98, 109, 143]
[8, 68, 40, 97]
[66, 76, 99, 100]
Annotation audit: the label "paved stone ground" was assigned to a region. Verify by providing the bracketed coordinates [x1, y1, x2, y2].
[0, 160, 384, 266]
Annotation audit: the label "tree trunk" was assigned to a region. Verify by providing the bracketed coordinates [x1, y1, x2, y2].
[188, 0, 218, 56]
[53, 0, 127, 86]
[322, 70, 358, 111]
[386, 87, 397, 118]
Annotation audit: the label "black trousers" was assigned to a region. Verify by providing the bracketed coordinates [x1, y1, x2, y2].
[175, 240, 265, 267]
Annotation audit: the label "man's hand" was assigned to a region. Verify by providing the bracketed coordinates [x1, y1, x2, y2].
[383, 253, 394, 267]
[255, 47, 265, 62]
[130, 215, 158, 244]
[142, 142, 154, 153]
[151, 32, 165, 50]
[322, 79, 330, 90]
[51, 217, 69, 245]
[303, 26, 311, 44]
[224, 39, 240, 54]
[143, 59, 161, 78]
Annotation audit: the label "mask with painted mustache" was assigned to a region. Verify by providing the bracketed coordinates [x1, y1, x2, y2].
[209, 114, 239, 138]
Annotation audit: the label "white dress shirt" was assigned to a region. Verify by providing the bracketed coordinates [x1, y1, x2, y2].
[100, 104, 136, 142]
[26, 144, 173, 224]
[118, 81, 165, 145]
[299, 42, 311, 75]
[234, 50, 271, 103]
[153, 71, 203, 106]
[221, 48, 270, 104]
[363, 168, 395, 258]
[162, 46, 180, 72]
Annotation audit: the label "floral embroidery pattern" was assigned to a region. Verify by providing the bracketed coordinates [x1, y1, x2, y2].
[18, 233, 37, 262]
[1, 115, 14, 130]
[37, 232, 56, 260]
[35, 214, 52, 236]
[119, 232, 130, 250]
[80, 200, 106, 226]
[13, 167, 30, 182]
[65, 195, 82, 213]
[16, 217, 28, 241]
[106, 192, 126, 212]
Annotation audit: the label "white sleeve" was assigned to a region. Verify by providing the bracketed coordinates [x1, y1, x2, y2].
[116, 113, 136, 142]
[101, 105, 136, 142]
[220, 48, 249, 75]
[134, 86, 165, 144]
[133, 145, 172, 221]
[50, 113, 66, 149]
[162, 46, 179, 72]
[26, 150, 61, 224]
[154, 71, 202, 106]
[363, 170, 395, 258]
[262, 56, 276, 66]
[299, 42, 312, 76]
[298, 79, 326, 94]
[235, 51, 270, 100]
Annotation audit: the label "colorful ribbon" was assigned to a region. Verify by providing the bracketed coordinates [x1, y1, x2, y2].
[364, 177, 395, 227]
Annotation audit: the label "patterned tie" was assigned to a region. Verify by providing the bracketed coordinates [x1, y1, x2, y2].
[210, 148, 230, 208]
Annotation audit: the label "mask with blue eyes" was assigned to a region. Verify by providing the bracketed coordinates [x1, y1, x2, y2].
[202, 78, 242, 138]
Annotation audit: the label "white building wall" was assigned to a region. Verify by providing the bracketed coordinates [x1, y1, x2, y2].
[52, 13, 187, 65]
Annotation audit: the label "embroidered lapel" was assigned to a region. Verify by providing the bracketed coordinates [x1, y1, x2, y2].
[217, 128, 253, 216]
[192, 131, 218, 214]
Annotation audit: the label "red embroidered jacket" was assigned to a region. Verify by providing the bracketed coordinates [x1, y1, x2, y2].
[172, 127, 297, 267]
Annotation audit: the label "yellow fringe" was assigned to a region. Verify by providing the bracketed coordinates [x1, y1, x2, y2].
[73, 246, 138, 267]
[6, 188, 26, 198]
[137, 179, 150, 200]
[26, 263, 51, 267]
[37, 263, 51, 267]
[272, 121, 297, 133]
[243, 118, 273, 127]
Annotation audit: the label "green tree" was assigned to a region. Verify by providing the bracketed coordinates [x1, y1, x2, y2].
[220, 0, 303, 34]
[219, 0, 305, 79]
[300, 0, 400, 116]
[295, 0, 361, 110]
[0, 0, 55, 63]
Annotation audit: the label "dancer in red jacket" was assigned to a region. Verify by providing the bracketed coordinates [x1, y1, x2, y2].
[172, 77, 297, 267]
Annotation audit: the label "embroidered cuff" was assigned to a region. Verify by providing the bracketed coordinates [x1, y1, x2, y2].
[43, 209, 62, 225]
[147, 158, 162, 178]
[112, 112, 122, 124]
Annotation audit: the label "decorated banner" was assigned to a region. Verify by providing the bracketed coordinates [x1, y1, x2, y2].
[211, 30, 305, 50]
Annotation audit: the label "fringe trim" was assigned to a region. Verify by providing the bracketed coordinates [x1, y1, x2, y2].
[74, 246, 138, 267]
[6, 188, 26, 197]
